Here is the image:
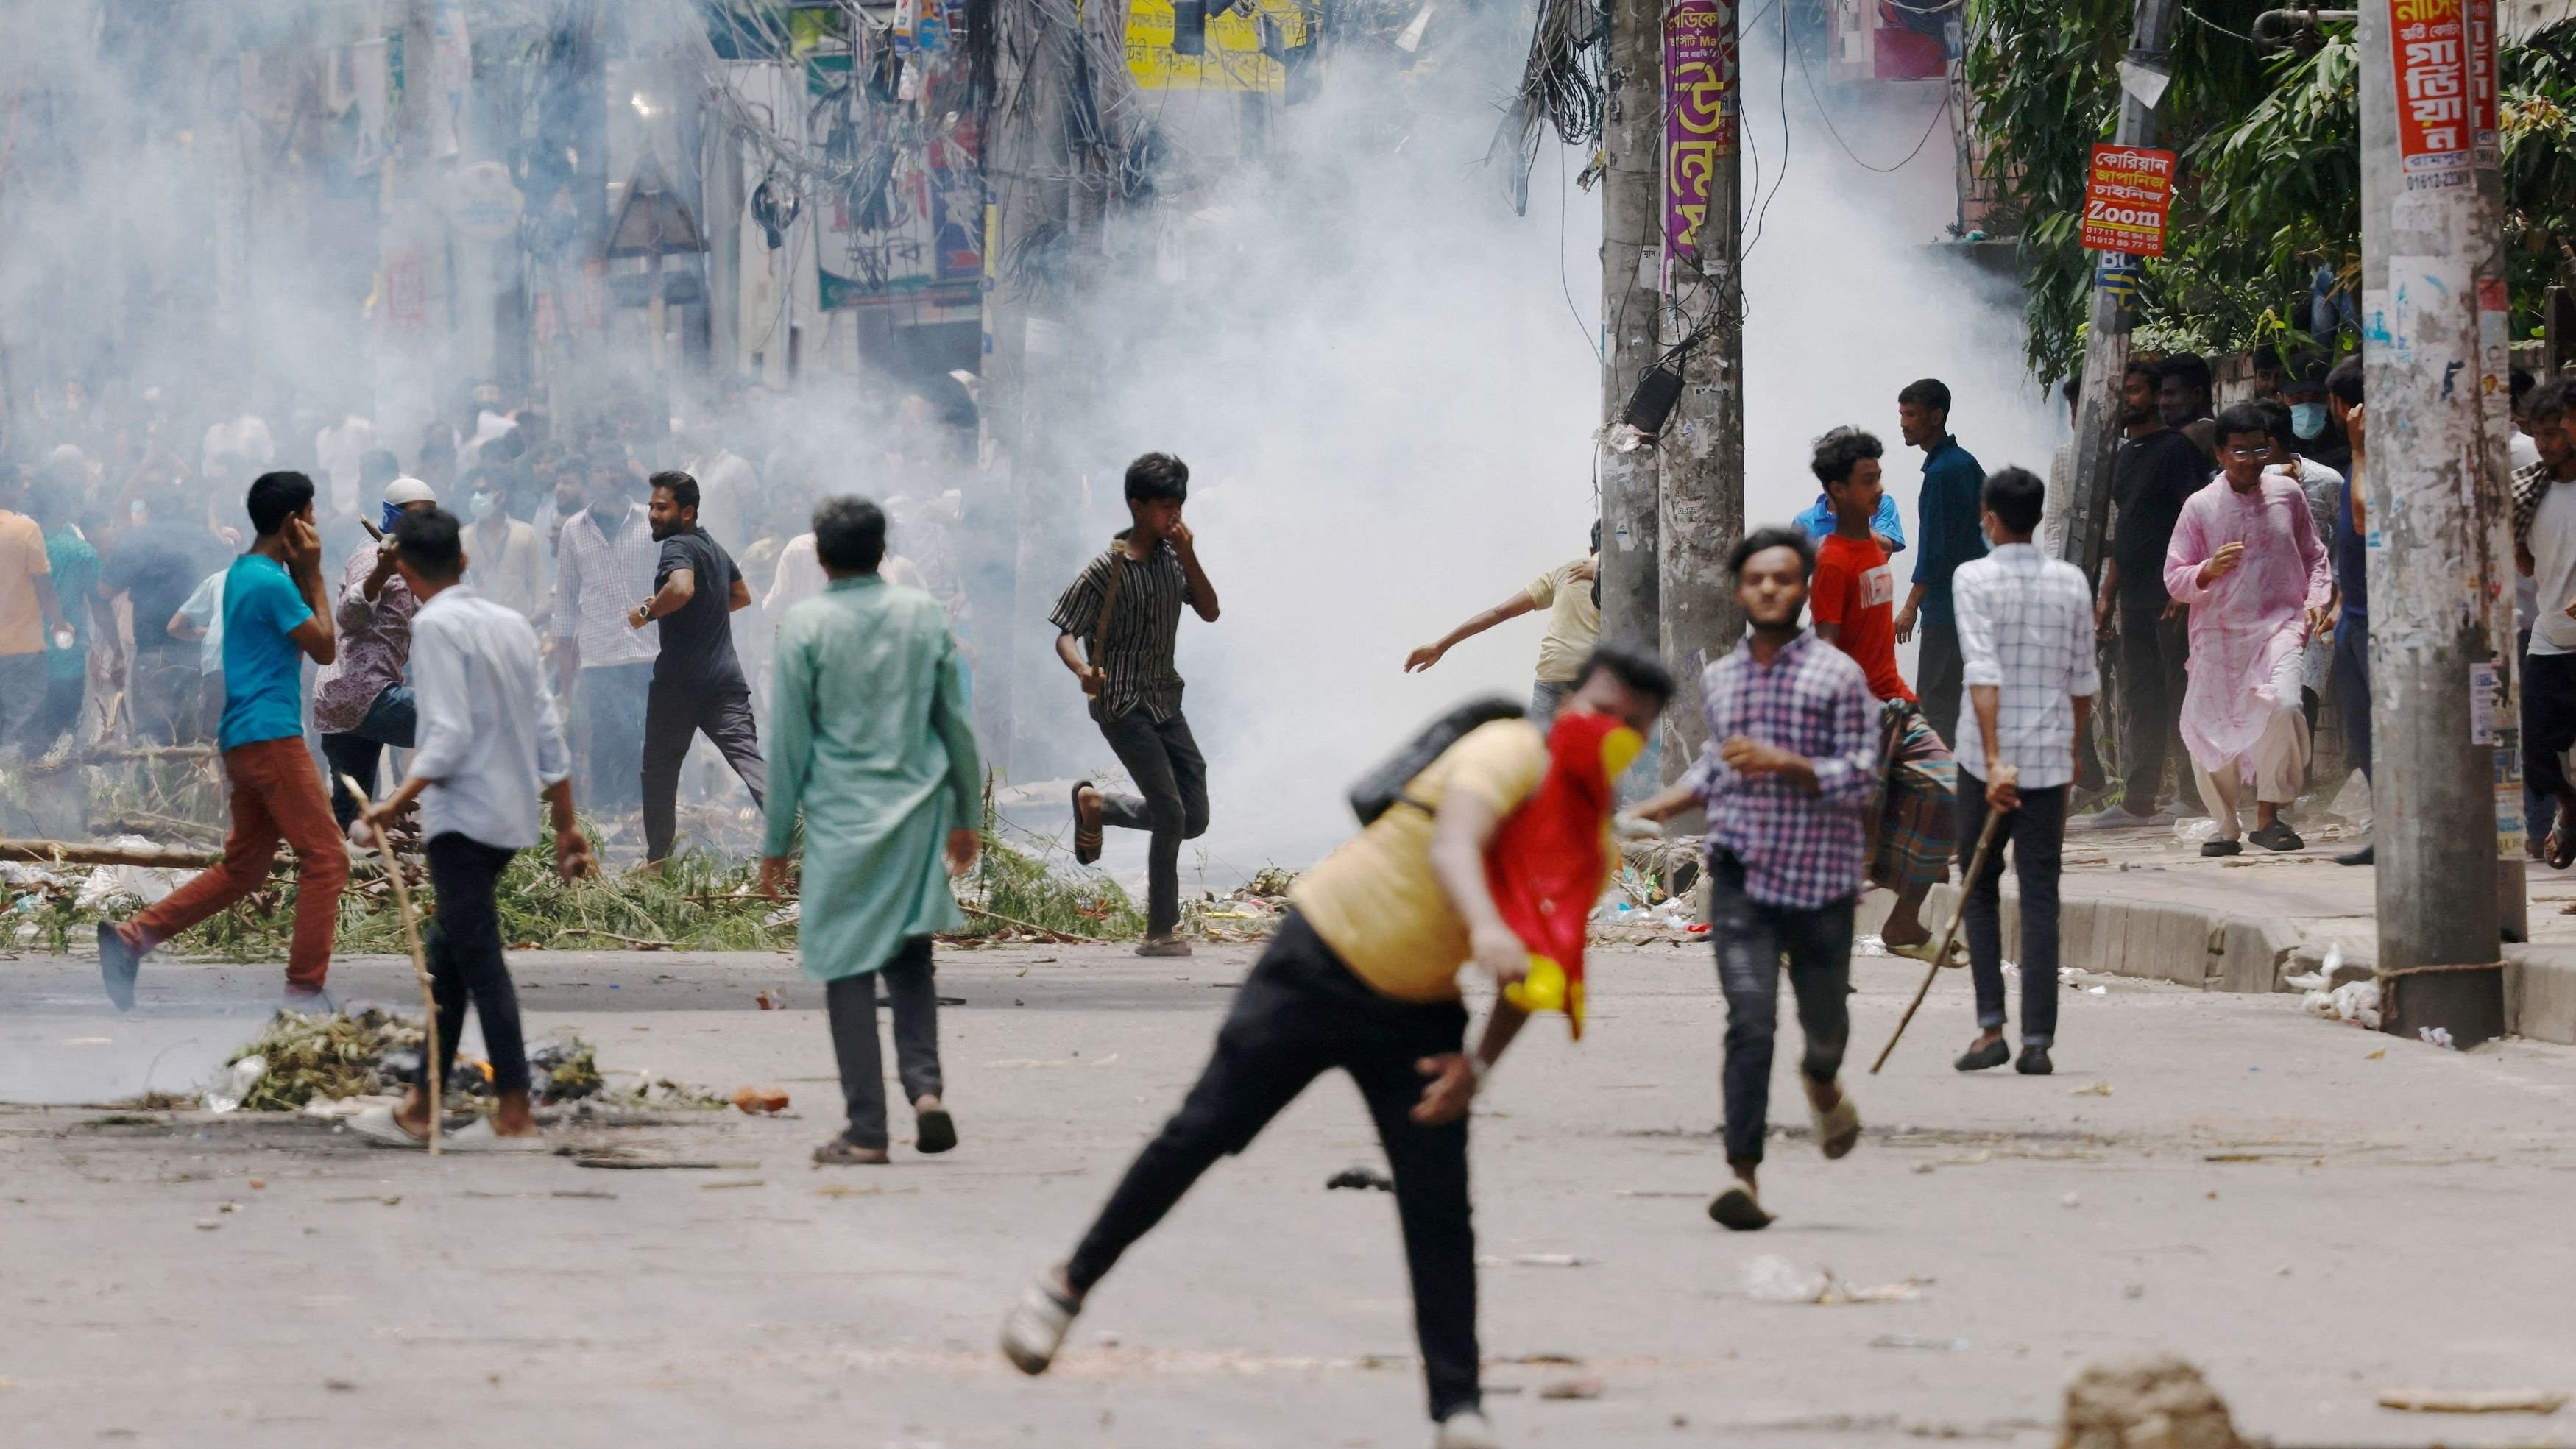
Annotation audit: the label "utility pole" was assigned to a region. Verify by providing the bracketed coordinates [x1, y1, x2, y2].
[2359, 0, 2510, 1044]
[1598, 0, 1662, 664]
[2058, 0, 2182, 581]
[1655, 0, 1744, 770]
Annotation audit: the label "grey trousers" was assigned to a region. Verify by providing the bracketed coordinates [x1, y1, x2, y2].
[642, 676, 767, 861]
[824, 936, 944, 1149]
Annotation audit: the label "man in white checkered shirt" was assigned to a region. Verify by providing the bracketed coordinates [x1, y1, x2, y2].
[1947, 464, 2098, 1077]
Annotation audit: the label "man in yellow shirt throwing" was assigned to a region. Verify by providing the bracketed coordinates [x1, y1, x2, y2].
[1404, 527, 1600, 728]
[1001, 645, 1673, 1449]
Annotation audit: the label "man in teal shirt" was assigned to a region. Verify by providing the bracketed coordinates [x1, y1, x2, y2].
[100, 472, 346, 1010]
[1889, 378, 1988, 749]
[759, 497, 983, 1166]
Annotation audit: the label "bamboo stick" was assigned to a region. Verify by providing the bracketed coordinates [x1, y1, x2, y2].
[339, 776, 441, 1156]
[0, 839, 222, 868]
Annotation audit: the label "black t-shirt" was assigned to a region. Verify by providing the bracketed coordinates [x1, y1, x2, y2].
[652, 527, 748, 690]
[103, 522, 230, 653]
[2108, 428, 2210, 608]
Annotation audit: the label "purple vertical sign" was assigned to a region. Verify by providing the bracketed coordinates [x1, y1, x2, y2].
[1663, 0, 1736, 270]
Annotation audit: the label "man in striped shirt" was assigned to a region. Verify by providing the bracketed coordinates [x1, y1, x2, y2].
[1052, 453, 1222, 957]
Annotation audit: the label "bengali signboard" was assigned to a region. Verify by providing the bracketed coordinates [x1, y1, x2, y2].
[2077, 144, 2176, 258]
[2391, 0, 2472, 189]
[2468, 0, 2499, 165]
[1663, 0, 1735, 267]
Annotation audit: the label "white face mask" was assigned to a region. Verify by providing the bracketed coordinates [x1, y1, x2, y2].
[469, 491, 499, 522]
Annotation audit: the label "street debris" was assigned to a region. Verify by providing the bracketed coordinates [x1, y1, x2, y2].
[731, 1085, 791, 1114]
[2374, 1388, 2566, 1414]
[203, 1056, 267, 1113]
[1538, 1375, 1604, 1400]
[2062, 1356, 2246, 1449]
[1741, 1255, 1925, 1305]
[1326, 1166, 1396, 1192]
[2070, 1080, 2112, 1097]
[2417, 1026, 2457, 1049]
[1870, 1333, 1970, 1352]
[1480, 1253, 1593, 1269]
[2302, 977, 2382, 1030]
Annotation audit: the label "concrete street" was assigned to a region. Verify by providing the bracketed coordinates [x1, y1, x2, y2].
[4, 939, 2574, 1448]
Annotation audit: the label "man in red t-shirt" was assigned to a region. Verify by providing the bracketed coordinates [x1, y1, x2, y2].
[1809, 428, 1914, 703]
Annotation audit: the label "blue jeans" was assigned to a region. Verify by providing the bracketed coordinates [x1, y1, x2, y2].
[1708, 851, 1854, 1167]
[322, 685, 417, 829]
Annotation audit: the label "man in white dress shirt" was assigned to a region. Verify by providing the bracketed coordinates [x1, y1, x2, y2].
[355, 508, 595, 1147]
[1949, 466, 2098, 1078]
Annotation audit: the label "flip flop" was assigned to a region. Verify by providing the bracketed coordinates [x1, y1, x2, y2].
[1707, 1186, 1774, 1232]
[1071, 781, 1103, 865]
[350, 1105, 431, 1149]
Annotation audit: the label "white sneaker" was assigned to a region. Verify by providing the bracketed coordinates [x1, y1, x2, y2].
[999, 1273, 1080, 1375]
[1435, 1410, 1501, 1449]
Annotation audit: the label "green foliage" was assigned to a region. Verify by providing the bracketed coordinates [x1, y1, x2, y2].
[1967, 4, 2576, 380]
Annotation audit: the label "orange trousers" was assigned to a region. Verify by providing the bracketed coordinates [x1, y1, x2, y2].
[132, 736, 350, 991]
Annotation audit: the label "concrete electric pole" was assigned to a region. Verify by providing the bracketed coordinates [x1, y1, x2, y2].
[2358, 0, 2513, 1043]
[2056, 0, 2182, 580]
[1654, 0, 1745, 770]
[1598, 0, 1663, 664]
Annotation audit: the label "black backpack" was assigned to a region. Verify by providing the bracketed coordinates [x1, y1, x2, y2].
[1348, 696, 1529, 826]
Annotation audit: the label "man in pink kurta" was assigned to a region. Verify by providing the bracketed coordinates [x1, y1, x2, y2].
[2162, 405, 2332, 855]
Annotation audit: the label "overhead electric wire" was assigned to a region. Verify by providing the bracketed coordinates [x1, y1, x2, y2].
[1790, 19, 1950, 176]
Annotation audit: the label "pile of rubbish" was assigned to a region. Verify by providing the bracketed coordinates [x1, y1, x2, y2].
[1189, 866, 1301, 940]
[206, 1009, 623, 1113]
[2287, 945, 2382, 1030]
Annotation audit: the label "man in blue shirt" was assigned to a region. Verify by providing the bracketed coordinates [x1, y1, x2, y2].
[1791, 491, 1905, 556]
[1889, 378, 1987, 748]
[98, 472, 348, 1011]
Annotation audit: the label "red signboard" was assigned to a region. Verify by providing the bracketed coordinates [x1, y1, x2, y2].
[2391, 0, 2472, 189]
[2078, 144, 2176, 258]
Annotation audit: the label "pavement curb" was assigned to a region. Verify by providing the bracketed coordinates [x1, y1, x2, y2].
[1863, 885, 2576, 1045]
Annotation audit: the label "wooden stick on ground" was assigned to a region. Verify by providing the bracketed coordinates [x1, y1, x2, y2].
[0, 838, 222, 869]
[959, 902, 1117, 944]
[1869, 769, 2014, 1077]
[338, 775, 441, 1156]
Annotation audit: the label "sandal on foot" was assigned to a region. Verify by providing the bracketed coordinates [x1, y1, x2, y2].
[914, 1102, 958, 1155]
[350, 1105, 432, 1149]
[1707, 1186, 1774, 1231]
[813, 1137, 891, 1166]
[2247, 819, 2304, 852]
[1071, 782, 1103, 865]
[1954, 1038, 2010, 1072]
[2550, 828, 2576, 871]
[1811, 1092, 1861, 1160]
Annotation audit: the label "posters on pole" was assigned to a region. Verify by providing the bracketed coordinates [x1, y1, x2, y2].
[1663, 0, 1735, 269]
[2077, 144, 2176, 257]
[2391, 0, 2473, 189]
[2468, 0, 2501, 165]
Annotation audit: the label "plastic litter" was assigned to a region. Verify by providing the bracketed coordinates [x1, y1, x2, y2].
[1741, 1254, 1924, 1304]
[2418, 1026, 2457, 1050]
[2301, 977, 2382, 1030]
[2283, 942, 2340, 992]
[203, 1055, 266, 1113]
[2173, 817, 2223, 843]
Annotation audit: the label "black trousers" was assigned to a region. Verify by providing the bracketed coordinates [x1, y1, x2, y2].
[1917, 618, 1965, 750]
[2523, 650, 2576, 810]
[1956, 775, 2068, 1048]
[1094, 708, 1209, 938]
[824, 937, 944, 1150]
[1064, 911, 1479, 1423]
[642, 677, 768, 861]
[417, 833, 529, 1097]
[1708, 851, 1853, 1167]
[34, 672, 85, 746]
[2115, 601, 2190, 814]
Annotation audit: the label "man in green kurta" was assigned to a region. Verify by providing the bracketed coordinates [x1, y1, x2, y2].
[758, 497, 983, 1166]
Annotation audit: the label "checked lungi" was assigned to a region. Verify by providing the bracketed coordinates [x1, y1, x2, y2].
[1869, 701, 1957, 894]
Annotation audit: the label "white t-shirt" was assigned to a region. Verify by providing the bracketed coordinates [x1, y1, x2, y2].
[2527, 480, 2576, 656]
[2517, 432, 2545, 633]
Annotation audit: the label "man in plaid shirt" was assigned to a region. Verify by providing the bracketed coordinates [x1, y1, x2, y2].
[1949, 466, 2097, 1077]
[1632, 525, 1879, 1231]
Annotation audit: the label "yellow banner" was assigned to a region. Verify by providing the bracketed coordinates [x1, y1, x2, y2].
[1125, 0, 1309, 92]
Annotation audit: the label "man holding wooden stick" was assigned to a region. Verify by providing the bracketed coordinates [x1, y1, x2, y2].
[1948, 467, 2095, 1077]
[98, 472, 344, 1011]
[355, 507, 591, 1147]
[758, 497, 981, 1166]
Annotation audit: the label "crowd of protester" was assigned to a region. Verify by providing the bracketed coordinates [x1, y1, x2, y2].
[0, 380, 982, 835]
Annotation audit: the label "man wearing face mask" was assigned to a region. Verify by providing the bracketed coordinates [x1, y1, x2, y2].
[461, 466, 546, 623]
[2278, 355, 2350, 476]
[315, 477, 441, 828]
[552, 452, 660, 817]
